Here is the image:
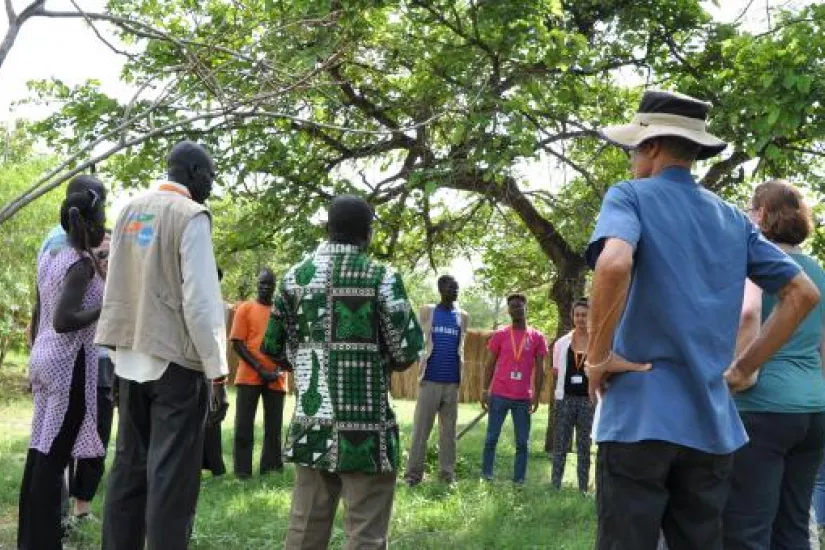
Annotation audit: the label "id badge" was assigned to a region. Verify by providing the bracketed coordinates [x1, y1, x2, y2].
[510, 371, 523, 381]
[571, 375, 584, 385]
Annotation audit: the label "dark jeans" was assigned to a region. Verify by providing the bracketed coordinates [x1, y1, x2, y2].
[481, 394, 531, 483]
[233, 385, 285, 476]
[68, 386, 115, 501]
[723, 411, 825, 550]
[18, 350, 86, 550]
[102, 363, 207, 550]
[596, 440, 733, 550]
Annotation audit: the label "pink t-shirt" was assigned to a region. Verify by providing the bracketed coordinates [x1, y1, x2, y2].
[488, 326, 549, 401]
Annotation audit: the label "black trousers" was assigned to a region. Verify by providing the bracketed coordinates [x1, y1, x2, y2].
[68, 386, 115, 501]
[233, 385, 285, 476]
[18, 350, 86, 550]
[102, 363, 207, 550]
[596, 440, 733, 550]
[724, 411, 825, 550]
[202, 422, 226, 476]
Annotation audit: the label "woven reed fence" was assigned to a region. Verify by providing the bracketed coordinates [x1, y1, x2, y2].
[224, 307, 554, 405]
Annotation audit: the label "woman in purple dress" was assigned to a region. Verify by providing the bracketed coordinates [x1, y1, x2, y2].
[18, 183, 107, 550]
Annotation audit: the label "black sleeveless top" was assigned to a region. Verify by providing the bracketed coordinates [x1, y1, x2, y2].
[564, 347, 589, 397]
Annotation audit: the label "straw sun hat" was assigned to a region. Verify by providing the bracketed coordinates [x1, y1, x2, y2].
[600, 90, 728, 160]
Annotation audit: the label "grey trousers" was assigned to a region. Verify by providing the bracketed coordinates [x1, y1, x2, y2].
[285, 466, 396, 550]
[404, 381, 459, 483]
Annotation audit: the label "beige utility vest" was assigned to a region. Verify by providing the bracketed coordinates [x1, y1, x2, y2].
[95, 188, 209, 373]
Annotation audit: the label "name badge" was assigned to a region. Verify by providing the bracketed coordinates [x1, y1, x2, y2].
[510, 371, 523, 381]
[571, 375, 584, 385]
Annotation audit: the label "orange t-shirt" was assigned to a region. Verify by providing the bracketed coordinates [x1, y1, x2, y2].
[230, 300, 287, 391]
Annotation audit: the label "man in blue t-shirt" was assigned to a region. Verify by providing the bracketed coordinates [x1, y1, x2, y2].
[585, 90, 820, 550]
[404, 275, 469, 486]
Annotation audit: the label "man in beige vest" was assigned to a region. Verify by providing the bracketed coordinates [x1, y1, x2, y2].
[405, 275, 469, 486]
[96, 141, 228, 550]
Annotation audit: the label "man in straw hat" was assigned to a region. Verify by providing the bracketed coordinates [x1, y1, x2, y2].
[584, 90, 820, 549]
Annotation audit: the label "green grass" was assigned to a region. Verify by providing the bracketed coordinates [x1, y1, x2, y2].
[0, 366, 597, 549]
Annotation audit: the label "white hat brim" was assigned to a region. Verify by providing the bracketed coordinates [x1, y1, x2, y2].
[601, 120, 727, 160]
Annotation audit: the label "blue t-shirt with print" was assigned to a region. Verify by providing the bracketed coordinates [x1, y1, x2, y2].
[423, 305, 461, 384]
[586, 166, 801, 454]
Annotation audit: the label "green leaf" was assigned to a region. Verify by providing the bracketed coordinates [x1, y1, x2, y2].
[797, 75, 813, 94]
[764, 143, 781, 161]
[423, 181, 438, 196]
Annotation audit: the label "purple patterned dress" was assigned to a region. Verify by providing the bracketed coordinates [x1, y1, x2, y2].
[29, 247, 105, 459]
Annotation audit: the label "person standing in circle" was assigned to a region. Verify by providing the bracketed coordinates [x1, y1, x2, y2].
[551, 297, 595, 493]
[480, 293, 548, 484]
[18, 183, 107, 549]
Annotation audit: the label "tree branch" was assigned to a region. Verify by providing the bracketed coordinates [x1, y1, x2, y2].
[0, 0, 45, 70]
[701, 151, 750, 192]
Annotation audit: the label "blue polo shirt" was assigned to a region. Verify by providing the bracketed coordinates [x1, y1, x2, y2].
[586, 166, 801, 454]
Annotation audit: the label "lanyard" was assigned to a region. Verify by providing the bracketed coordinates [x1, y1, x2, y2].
[573, 351, 587, 372]
[509, 327, 528, 362]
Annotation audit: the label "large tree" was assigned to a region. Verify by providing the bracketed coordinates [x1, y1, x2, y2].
[3, 0, 824, 335]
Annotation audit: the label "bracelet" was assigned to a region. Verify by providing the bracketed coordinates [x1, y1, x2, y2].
[586, 352, 613, 371]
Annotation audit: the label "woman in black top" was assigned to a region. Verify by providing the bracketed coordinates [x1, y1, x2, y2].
[551, 298, 595, 493]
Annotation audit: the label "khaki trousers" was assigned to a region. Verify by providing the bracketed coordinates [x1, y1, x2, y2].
[404, 381, 459, 483]
[285, 466, 396, 550]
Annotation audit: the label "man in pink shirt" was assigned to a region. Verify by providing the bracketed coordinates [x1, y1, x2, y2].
[481, 293, 548, 483]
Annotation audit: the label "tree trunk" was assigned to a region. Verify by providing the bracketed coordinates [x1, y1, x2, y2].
[544, 256, 587, 454]
[551, 258, 588, 339]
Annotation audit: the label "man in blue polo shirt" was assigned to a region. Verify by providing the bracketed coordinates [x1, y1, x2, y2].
[584, 90, 820, 550]
[405, 275, 469, 486]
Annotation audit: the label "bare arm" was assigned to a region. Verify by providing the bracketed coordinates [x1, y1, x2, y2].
[587, 239, 633, 363]
[480, 350, 498, 411]
[232, 339, 262, 371]
[531, 354, 545, 413]
[53, 259, 100, 334]
[585, 238, 651, 401]
[727, 271, 820, 391]
[734, 279, 762, 357]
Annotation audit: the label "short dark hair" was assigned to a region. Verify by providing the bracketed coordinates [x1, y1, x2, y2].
[642, 136, 701, 162]
[437, 274, 456, 289]
[572, 297, 589, 310]
[752, 179, 812, 245]
[328, 195, 374, 243]
[506, 293, 527, 305]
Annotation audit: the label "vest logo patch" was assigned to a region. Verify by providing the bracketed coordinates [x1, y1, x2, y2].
[124, 213, 156, 247]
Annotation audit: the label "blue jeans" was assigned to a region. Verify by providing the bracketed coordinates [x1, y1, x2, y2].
[481, 394, 531, 483]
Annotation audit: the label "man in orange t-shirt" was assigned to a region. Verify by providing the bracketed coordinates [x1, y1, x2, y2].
[230, 268, 287, 478]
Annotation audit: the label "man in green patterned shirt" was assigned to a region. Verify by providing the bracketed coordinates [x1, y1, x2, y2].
[262, 195, 424, 549]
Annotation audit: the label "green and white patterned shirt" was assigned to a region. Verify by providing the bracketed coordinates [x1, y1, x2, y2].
[262, 241, 424, 474]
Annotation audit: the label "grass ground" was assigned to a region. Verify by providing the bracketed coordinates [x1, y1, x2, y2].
[0, 353, 597, 549]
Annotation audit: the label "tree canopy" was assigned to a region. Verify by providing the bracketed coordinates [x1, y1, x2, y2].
[2, 0, 824, 335]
